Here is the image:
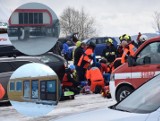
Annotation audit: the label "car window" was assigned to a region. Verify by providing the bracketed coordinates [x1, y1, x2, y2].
[136, 42, 160, 65]
[40, 54, 60, 63]
[0, 62, 14, 73]
[115, 75, 160, 113]
[89, 39, 96, 44]
[96, 38, 102, 44]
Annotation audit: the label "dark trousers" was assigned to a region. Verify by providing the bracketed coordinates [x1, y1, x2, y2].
[76, 66, 86, 82]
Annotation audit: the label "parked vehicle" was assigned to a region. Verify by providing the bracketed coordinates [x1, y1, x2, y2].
[110, 36, 160, 102]
[0, 45, 24, 57]
[0, 53, 66, 103]
[82, 37, 118, 55]
[0, 22, 7, 33]
[7, 27, 21, 37]
[29, 27, 46, 36]
[54, 74, 160, 121]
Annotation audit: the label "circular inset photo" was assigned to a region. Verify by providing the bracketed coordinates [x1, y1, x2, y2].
[7, 63, 60, 117]
[7, 2, 60, 55]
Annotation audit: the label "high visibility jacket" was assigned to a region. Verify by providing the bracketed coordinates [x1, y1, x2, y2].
[86, 67, 104, 92]
[129, 44, 137, 56]
[0, 83, 5, 100]
[121, 43, 137, 64]
[78, 48, 94, 69]
[62, 73, 73, 87]
[121, 48, 129, 64]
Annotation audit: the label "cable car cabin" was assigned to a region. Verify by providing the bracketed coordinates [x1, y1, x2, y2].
[8, 75, 59, 105]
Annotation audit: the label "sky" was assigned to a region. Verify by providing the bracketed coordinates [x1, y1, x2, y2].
[0, 0, 160, 37]
[10, 63, 57, 79]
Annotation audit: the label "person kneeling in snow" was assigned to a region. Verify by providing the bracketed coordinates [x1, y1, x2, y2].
[86, 66, 104, 94]
[62, 65, 80, 95]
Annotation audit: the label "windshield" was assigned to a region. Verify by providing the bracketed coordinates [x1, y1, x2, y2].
[115, 75, 160, 114]
[82, 39, 89, 43]
[40, 54, 60, 63]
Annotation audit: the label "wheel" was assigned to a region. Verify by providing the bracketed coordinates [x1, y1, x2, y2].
[116, 86, 134, 102]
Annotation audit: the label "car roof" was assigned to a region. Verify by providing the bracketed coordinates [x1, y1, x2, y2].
[0, 56, 41, 62]
[0, 52, 65, 62]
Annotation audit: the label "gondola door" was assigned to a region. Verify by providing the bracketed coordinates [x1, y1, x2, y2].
[23, 80, 30, 98]
[40, 80, 57, 101]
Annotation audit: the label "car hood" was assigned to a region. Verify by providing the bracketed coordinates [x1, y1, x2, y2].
[53, 108, 148, 121]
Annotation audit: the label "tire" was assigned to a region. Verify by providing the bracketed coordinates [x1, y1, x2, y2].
[116, 86, 134, 102]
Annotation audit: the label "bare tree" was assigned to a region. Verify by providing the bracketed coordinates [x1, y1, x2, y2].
[152, 11, 160, 33]
[60, 7, 97, 40]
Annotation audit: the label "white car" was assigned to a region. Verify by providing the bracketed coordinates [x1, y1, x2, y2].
[53, 74, 160, 121]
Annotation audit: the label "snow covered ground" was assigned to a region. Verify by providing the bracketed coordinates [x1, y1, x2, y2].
[0, 94, 116, 121]
[10, 101, 55, 117]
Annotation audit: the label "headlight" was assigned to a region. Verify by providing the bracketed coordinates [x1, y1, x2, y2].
[110, 73, 115, 81]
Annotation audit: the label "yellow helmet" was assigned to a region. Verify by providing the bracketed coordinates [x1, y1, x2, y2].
[123, 34, 131, 41]
[106, 38, 113, 44]
[119, 36, 123, 41]
[76, 40, 81, 47]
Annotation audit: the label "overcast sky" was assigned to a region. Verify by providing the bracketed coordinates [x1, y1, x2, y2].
[0, 0, 160, 36]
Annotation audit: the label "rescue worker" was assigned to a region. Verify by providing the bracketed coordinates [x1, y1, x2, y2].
[123, 34, 138, 48]
[62, 40, 71, 63]
[0, 83, 5, 100]
[102, 38, 117, 63]
[85, 66, 104, 94]
[77, 42, 96, 82]
[95, 59, 111, 85]
[74, 41, 86, 66]
[73, 40, 82, 60]
[121, 40, 133, 64]
[138, 34, 148, 47]
[74, 42, 86, 82]
[62, 65, 80, 94]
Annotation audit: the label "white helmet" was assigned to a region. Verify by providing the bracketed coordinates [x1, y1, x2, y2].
[139, 35, 148, 42]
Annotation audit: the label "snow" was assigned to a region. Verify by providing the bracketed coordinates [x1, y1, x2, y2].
[0, 94, 116, 121]
[10, 100, 55, 117]
[10, 63, 57, 79]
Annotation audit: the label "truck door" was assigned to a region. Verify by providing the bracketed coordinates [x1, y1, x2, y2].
[131, 41, 160, 88]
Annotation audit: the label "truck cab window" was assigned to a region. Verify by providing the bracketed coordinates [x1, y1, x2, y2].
[136, 42, 160, 65]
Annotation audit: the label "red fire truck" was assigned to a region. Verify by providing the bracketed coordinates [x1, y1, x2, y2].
[110, 36, 160, 102]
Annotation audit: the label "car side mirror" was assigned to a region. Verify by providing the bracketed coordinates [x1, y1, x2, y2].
[143, 56, 151, 64]
[128, 56, 136, 67]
